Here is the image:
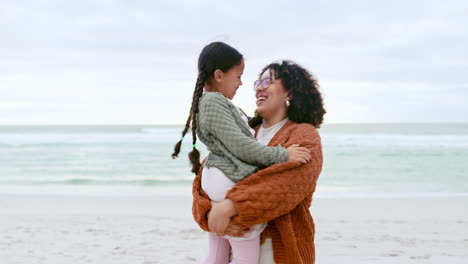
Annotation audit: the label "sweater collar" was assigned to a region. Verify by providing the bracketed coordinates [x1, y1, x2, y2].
[254, 120, 295, 147]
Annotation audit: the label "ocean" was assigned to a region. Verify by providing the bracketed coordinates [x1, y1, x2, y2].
[0, 124, 467, 197]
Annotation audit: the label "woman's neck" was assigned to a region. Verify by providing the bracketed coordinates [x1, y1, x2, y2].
[262, 115, 287, 128]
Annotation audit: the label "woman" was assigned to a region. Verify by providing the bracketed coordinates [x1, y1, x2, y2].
[172, 42, 311, 264]
[193, 60, 325, 263]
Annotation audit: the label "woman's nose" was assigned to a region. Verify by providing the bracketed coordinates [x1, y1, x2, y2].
[255, 88, 262, 98]
[254, 84, 262, 92]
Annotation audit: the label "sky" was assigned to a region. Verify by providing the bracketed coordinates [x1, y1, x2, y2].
[1, 0, 467, 125]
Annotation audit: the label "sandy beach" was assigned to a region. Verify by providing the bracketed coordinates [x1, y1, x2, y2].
[1, 192, 467, 264]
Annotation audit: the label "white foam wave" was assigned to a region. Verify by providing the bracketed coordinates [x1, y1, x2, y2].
[322, 134, 468, 147]
[0, 132, 185, 146]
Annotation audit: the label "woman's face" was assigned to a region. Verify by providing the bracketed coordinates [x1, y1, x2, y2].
[255, 69, 289, 120]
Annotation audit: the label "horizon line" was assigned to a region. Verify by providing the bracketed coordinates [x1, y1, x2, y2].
[0, 122, 467, 126]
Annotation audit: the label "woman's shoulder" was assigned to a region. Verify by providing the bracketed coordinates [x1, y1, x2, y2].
[287, 121, 318, 133]
[286, 122, 321, 140]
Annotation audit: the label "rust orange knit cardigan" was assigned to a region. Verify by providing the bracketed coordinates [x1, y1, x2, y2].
[192, 121, 323, 264]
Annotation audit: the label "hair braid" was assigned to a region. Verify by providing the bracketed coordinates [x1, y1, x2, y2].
[171, 107, 193, 159]
[187, 71, 206, 174]
[171, 71, 206, 160]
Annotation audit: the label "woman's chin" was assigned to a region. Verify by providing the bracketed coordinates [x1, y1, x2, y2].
[255, 106, 267, 117]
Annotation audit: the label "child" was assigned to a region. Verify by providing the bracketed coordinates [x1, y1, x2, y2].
[172, 42, 310, 264]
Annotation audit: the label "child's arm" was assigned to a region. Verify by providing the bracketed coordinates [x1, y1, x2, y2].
[199, 94, 287, 166]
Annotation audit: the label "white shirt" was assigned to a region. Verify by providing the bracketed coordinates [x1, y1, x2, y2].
[256, 118, 289, 145]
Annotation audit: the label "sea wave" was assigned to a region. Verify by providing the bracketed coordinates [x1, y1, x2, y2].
[1, 132, 467, 147]
[0, 132, 189, 146]
[0, 178, 193, 186]
[0, 183, 466, 198]
[322, 134, 468, 147]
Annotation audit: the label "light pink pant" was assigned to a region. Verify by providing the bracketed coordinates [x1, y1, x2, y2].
[202, 232, 260, 264]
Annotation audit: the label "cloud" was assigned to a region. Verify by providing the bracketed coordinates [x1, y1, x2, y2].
[0, 0, 467, 124]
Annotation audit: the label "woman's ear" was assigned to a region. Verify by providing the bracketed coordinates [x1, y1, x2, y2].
[213, 69, 223, 83]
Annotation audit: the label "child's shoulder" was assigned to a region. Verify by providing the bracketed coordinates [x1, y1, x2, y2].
[200, 92, 232, 108]
[201, 92, 224, 100]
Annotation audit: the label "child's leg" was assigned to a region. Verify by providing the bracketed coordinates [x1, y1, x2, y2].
[228, 235, 260, 264]
[203, 232, 230, 264]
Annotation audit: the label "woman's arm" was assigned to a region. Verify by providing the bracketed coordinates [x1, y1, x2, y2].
[192, 170, 211, 231]
[192, 165, 240, 235]
[225, 124, 323, 227]
[192, 124, 322, 232]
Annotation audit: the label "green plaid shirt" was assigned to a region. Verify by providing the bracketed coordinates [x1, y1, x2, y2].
[197, 92, 288, 182]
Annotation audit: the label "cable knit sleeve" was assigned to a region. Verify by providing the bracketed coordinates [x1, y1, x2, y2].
[225, 124, 323, 228]
[192, 169, 211, 231]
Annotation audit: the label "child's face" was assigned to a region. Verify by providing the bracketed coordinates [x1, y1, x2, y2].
[217, 59, 244, 100]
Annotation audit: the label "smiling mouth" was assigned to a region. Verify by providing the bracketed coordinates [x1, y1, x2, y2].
[256, 96, 267, 105]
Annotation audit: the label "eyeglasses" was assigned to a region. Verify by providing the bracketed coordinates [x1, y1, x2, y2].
[253, 77, 272, 91]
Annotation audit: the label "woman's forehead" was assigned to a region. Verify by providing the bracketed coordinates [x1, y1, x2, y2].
[261, 68, 273, 78]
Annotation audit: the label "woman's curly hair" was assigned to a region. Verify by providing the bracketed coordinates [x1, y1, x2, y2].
[249, 60, 326, 128]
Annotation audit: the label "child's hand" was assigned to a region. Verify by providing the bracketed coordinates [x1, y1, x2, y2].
[286, 144, 311, 163]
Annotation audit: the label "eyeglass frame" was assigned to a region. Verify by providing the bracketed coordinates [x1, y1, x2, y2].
[253, 77, 272, 91]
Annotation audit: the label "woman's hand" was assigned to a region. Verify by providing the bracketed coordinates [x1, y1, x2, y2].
[286, 144, 311, 163]
[208, 199, 238, 235]
[224, 222, 250, 237]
